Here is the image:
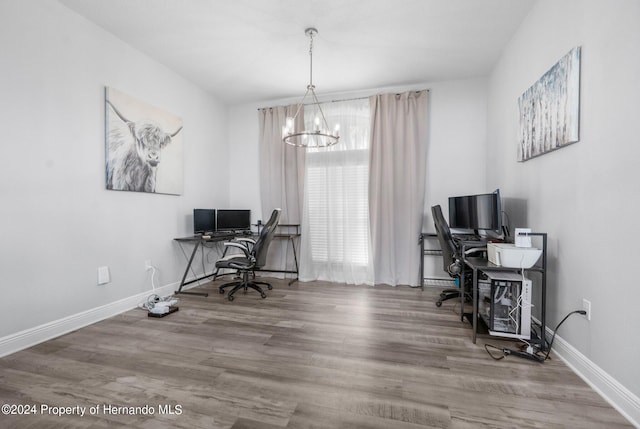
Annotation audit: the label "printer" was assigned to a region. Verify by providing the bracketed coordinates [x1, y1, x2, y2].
[487, 242, 542, 268]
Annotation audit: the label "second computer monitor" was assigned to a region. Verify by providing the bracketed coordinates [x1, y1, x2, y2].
[448, 189, 502, 234]
[216, 209, 251, 231]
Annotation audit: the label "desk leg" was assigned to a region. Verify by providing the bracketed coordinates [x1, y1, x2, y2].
[175, 240, 209, 297]
[472, 267, 478, 344]
[419, 235, 425, 291]
[288, 236, 299, 286]
[460, 263, 466, 322]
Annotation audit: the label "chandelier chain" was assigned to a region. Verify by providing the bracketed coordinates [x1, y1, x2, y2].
[307, 28, 315, 89]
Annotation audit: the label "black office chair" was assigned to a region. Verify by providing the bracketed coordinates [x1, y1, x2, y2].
[216, 208, 281, 301]
[431, 205, 470, 307]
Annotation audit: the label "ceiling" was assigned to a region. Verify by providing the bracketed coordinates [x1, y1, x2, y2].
[57, 0, 536, 104]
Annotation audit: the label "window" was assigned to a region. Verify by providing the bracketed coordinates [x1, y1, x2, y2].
[300, 98, 373, 284]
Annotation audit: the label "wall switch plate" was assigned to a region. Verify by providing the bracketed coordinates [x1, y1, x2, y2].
[98, 266, 110, 285]
[582, 298, 591, 321]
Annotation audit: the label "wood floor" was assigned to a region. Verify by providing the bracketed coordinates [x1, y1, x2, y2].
[0, 279, 632, 428]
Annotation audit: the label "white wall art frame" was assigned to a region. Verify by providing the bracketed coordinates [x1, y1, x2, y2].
[105, 87, 183, 195]
[517, 46, 581, 162]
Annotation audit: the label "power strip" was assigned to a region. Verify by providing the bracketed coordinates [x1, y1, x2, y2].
[148, 306, 179, 318]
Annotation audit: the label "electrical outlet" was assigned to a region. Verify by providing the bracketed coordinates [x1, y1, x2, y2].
[145, 259, 152, 271]
[582, 298, 591, 321]
[98, 266, 110, 285]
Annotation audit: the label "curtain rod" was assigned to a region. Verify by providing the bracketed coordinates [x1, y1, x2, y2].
[257, 89, 430, 111]
[330, 89, 430, 103]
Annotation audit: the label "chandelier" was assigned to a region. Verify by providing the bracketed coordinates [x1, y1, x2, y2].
[282, 28, 340, 148]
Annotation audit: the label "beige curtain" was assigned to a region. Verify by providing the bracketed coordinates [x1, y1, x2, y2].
[258, 105, 305, 274]
[369, 91, 428, 286]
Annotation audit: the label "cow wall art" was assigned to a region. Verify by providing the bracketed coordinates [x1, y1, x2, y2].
[105, 87, 183, 195]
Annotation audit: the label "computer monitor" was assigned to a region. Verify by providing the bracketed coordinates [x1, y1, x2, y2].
[193, 209, 216, 235]
[216, 209, 251, 231]
[448, 189, 502, 234]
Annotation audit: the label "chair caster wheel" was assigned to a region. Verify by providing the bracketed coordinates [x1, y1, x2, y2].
[267, 284, 273, 290]
[228, 295, 234, 301]
[435, 300, 442, 307]
[219, 289, 225, 294]
[261, 293, 267, 299]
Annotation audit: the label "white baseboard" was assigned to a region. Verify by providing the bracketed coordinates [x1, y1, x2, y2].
[0, 282, 179, 358]
[547, 327, 640, 428]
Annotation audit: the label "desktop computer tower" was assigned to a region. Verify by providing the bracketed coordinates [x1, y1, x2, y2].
[478, 271, 531, 340]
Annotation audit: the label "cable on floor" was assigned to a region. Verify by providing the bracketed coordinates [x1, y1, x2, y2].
[484, 344, 507, 360]
[484, 309, 586, 362]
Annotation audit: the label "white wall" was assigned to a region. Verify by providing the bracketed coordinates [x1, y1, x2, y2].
[424, 79, 488, 218]
[0, 1, 229, 342]
[227, 104, 264, 220]
[487, 0, 640, 423]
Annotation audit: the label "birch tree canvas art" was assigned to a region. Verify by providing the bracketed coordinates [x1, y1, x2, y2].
[517, 47, 581, 162]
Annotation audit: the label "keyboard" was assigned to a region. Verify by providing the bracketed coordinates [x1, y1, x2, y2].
[212, 231, 235, 237]
[453, 234, 482, 242]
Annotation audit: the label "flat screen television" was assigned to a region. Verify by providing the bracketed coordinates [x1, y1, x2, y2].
[448, 189, 502, 235]
[216, 209, 251, 231]
[193, 209, 216, 235]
